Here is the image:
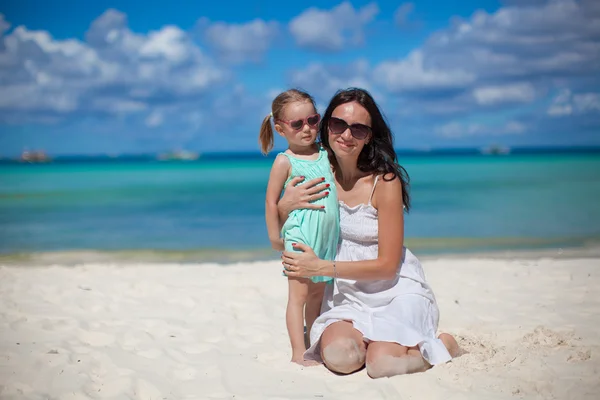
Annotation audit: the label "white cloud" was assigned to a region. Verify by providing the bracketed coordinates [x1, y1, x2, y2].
[547, 89, 600, 116]
[289, 60, 380, 103]
[548, 89, 574, 116]
[375, 0, 600, 97]
[289, 1, 379, 51]
[436, 121, 526, 138]
[574, 93, 600, 113]
[0, 9, 225, 122]
[0, 14, 11, 38]
[472, 82, 536, 105]
[139, 26, 190, 64]
[547, 103, 573, 116]
[199, 18, 279, 63]
[145, 110, 163, 127]
[374, 50, 476, 92]
[394, 3, 415, 26]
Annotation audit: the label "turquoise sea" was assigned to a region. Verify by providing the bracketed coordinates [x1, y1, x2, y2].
[1, 151, 599, 263]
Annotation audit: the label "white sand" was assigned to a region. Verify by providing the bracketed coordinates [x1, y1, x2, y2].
[1, 253, 599, 400]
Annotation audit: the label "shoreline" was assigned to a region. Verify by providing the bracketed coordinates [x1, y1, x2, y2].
[1, 240, 600, 267]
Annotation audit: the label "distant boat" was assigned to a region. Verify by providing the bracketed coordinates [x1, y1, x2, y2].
[157, 150, 200, 161]
[481, 144, 511, 155]
[20, 150, 51, 163]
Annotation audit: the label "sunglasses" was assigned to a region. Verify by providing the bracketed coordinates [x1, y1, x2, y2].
[276, 114, 321, 131]
[328, 117, 372, 140]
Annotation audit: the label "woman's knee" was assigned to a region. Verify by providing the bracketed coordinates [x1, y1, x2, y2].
[366, 354, 429, 379]
[321, 338, 366, 374]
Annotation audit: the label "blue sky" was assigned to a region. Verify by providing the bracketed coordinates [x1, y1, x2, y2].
[0, 0, 599, 156]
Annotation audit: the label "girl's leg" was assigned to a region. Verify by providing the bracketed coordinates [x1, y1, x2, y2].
[286, 277, 309, 364]
[305, 281, 327, 341]
[319, 321, 366, 374]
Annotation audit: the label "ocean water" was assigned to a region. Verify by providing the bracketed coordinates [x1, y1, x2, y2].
[1, 153, 599, 262]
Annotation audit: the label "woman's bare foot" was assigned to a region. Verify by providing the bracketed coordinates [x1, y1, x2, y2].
[439, 333, 462, 357]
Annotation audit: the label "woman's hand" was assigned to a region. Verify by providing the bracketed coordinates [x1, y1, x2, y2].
[282, 243, 328, 278]
[277, 176, 330, 219]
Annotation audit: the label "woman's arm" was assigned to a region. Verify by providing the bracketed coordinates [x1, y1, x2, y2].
[265, 155, 291, 251]
[283, 175, 404, 280]
[277, 176, 330, 224]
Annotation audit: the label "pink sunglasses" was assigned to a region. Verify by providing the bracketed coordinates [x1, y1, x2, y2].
[276, 114, 321, 131]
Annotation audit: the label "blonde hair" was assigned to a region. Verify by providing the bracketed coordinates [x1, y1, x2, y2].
[259, 88, 317, 155]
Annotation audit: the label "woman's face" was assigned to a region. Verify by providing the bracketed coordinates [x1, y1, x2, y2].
[328, 101, 372, 160]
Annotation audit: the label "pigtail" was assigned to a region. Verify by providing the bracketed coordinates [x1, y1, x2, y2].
[259, 114, 275, 155]
[260, 88, 316, 155]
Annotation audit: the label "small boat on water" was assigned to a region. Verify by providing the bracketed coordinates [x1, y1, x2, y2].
[481, 144, 511, 155]
[157, 150, 200, 161]
[20, 150, 51, 163]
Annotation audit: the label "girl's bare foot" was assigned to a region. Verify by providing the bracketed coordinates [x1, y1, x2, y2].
[439, 333, 463, 357]
[291, 357, 320, 367]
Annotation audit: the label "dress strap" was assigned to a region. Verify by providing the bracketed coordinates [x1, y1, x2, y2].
[367, 175, 379, 205]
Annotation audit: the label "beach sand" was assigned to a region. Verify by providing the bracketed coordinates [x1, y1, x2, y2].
[1, 251, 599, 400]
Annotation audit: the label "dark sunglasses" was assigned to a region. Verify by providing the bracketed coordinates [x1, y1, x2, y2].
[328, 117, 372, 140]
[276, 114, 320, 131]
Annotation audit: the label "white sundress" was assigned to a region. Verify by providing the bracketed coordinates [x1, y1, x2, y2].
[304, 176, 452, 366]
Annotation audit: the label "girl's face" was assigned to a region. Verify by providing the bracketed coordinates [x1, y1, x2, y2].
[328, 101, 372, 160]
[275, 101, 319, 150]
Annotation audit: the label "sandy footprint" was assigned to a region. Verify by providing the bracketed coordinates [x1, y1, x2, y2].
[567, 349, 592, 362]
[522, 325, 576, 348]
[453, 333, 501, 365]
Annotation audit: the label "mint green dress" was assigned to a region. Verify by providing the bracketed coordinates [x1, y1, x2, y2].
[280, 147, 340, 284]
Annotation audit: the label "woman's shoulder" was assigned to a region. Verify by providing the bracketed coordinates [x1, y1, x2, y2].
[371, 173, 404, 208]
[370, 172, 401, 186]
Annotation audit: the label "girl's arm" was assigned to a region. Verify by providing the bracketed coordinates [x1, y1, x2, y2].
[283, 174, 404, 280]
[265, 155, 291, 251]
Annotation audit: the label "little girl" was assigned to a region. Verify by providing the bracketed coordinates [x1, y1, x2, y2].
[259, 88, 339, 366]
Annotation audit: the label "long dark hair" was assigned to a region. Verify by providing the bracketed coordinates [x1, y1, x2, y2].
[320, 88, 411, 211]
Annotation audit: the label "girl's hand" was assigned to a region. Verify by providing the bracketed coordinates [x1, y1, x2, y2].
[277, 176, 330, 217]
[282, 243, 325, 278]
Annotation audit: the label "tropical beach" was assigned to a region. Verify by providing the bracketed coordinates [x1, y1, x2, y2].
[2, 0, 600, 398]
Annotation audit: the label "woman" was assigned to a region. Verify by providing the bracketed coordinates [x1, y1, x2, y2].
[278, 88, 460, 378]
